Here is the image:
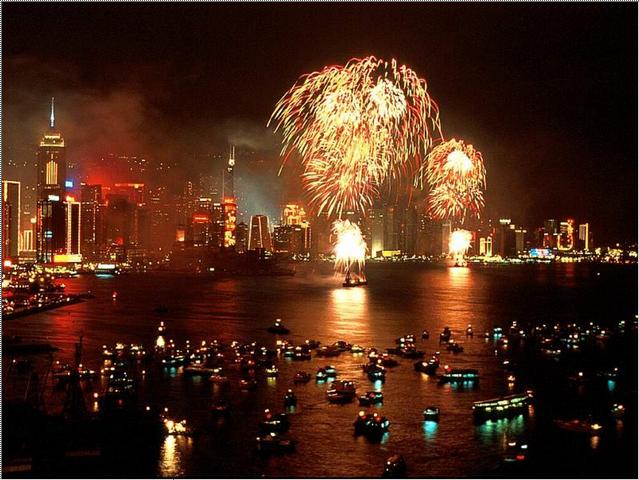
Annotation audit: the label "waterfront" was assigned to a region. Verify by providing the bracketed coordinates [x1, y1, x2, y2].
[3, 262, 637, 477]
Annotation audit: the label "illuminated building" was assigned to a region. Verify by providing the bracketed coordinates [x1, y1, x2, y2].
[282, 204, 306, 226]
[223, 145, 235, 199]
[367, 208, 385, 257]
[496, 219, 516, 257]
[441, 220, 452, 255]
[21, 227, 34, 255]
[515, 228, 527, 254]
[148, 187, 174, 252]
[37, 98, 67, 201]
[273, 222, 311, 255]
[222, 198, 237, 248]
[36, 196, 81, 263]
[248, 215, 272, 251]
[543, 219, 558, 248]
[80, 184, 102, 260]
[2, 180, 21, 258]
[557, 219, 574, 251]
[236, 222, 248, 253]
[578, 223, 591, 251]
[479, 236, 493, 256]
[192, 198, 213, 247]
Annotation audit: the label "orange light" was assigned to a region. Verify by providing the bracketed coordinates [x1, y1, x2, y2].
[65, 195, 76, 203]
[3, 259, 12, 268]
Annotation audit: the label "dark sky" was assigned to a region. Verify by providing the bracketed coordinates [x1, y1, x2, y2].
[3, 3, 637, 243]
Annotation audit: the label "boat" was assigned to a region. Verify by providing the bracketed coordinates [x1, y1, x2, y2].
[327, 380, 356, 403]
[367, 364, 386, 382]
[502, 441, 529, 463]
[439, 327, 452, 344]
[414, 360, 438, 375]
[354, 411, 390, 438]
[379, 354, 399, 367]
[423, 406, 440, 421]
[265, 365, 279, 377]
[316, 346, 341, 357]
[292, 346, 312, 360]
[293, 371, 311, 383]
[382, 454, 406, 478]
[351, 344, 365, 354]
[343, 270, 367, 288]
[332, 340, 352, 351]
[267, 319, 290, 334]
[209, 373, 230, 384]
[472, 391, 533, 420]
[184, 363, 217, 376]
[259, 409, 290, 433]
[210, 402, 231, 417]
[359, 391, 384, 406]
[446, 342, 464, 353]
[256, 432, 296, 454]
[239, 378, 258, 391]
[284, 389, 297, 407]
[466, 325, 474, 337]
[304, 339, 321, 349]
[422, 330, 430, 339]
[554, 418, 603, 435]
[439, 367, 479, 384]
[611, 403, 625, 418]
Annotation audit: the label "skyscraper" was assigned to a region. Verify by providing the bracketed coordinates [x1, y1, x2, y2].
[2, 180, 21, 258]
[248, 215, 272, 251]
[223, 145, 235, 199]
[557, 219, 574, 251]
[222, 198, 237, 248]
[578, 223, 590, 251]
[37, 98, 67, 201]
[80, 184, 102, 260]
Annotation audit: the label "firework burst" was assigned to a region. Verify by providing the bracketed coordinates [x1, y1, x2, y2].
[421, 138, 486, 222]
[332, 219, 366, 276]
[269, 56, 442, 216]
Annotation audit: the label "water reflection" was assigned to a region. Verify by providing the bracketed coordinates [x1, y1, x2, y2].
[476, 415, 526, 444]
[423, 420, 438, 440]
[328, 287, 370, 340]
[159, 435, 189, 477]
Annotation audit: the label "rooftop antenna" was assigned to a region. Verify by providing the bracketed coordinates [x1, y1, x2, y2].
[49, 97, 55, 129]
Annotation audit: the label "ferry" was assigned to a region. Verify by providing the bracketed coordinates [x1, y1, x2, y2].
[472, 391, 533, 420]
[439, 367, 479, 384]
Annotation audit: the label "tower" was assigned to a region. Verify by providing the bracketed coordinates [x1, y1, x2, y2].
[37, 98, 66, 201]
[223, 145, 235, 200]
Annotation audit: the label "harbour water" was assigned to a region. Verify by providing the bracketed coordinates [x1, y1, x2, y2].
[3, 262, 637, 477]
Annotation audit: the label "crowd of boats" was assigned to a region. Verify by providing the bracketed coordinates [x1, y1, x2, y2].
[40, 313, 636, 476]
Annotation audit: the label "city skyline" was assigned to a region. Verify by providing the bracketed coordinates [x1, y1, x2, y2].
[2, 3, 637, 244]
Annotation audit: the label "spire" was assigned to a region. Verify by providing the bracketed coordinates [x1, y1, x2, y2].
[229, 144, 235, 167]
[50, 97, 55, 129]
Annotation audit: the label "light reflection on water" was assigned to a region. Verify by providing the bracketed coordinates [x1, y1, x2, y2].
[329, 287, 370, 341]
[423, 420, 438, 440]
[159, 436, 190, 478]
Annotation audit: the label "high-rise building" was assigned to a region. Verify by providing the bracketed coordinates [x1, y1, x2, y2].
[236, 222, 248, 253]
[367, 208, 385, 257]
[2, 180, 21, 258]
[543, 219, 558, 249]
[37, 98, 67, 201]
[578, 223, 590, 251]
[248, 215, 272, 251]
[311, 212, 331, 258]
[515, 228, 527, 254]
[442, 221, 452, 255]
[557, 219, 574, 251]
[36, 197, 81, 263]
[80, 183, 102, 260]
[223, 145, 235, 199]
[282, 204, 306, 226]
[222, 198, 237, 248]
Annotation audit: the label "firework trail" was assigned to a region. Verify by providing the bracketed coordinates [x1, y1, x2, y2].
[269, 56, 442, 217]
[332, 219, 367, 276]
[449, 229, 472, 266]
[421, 138, 486, 222]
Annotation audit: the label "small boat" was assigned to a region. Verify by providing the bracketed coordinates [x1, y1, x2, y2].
[327, 380, 356, 403]
[259, 409, 290, 433]
[423, 406, 440, 421]
[439, 327, 452, 344]
[422, 330, 430, 340]
[359, 391, 384, 406]
[267, 319, 290, 335]
[210, 402, 231, 417]
[382, 454, 406, 478]
[184, 363, 217, 376]
[466, 325, 474, 337]
[414, 360, 438, 375]
[265, 365, 279, 377]
[209, 373, 230, 384]
[316, 346, 341, 357]
[554, 418, 603, 435]
[439, 367, 479, 384]
[379, 354, 399, 368]
[367, 365, 386, 382]
[611, 403, 625, 418]
[284, 389, 297, 407]
[354, 411, 390, 438]
[239, 378, 257, 390]
[351, 344, 365, 354]
[446, 342, 464, 353]
[256, 432, 296, 454]
[304, 339, 321, 349]
[292, 346, 312, 361]
[503, 441, 528, 463]
[332, 340, 352, 351]
[293, 371, 311, 383]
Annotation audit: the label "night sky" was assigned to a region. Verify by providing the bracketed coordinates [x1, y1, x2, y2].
[3, 3, 637, 243]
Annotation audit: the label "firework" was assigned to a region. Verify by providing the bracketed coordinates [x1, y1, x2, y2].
[422, 138, 486, 222]
[332, 219, 366, 276]
[269, 56, 442, 216]
[449, 229, 472, 256]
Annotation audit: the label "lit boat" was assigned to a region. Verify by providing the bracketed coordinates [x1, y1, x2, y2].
[414, 360, 438, 375]
[210, 402, 231, 417]
[466, 325, 474, 337]
[367, 365, 386, 382]
[439, 327, 452, 343]
[502, 440, 528, 463]
[265, 365, 279, 377]
[359, 391, 384, 406]
[472, 391, 533, 420]
[284, 389, 297, 407]
[293, 346, 312, 360]
[354, 411, 390, 438]
[304, 339, 321, 349]
[267, 319, 290, 334]
[209, 373, 230, 384]
[382, 454, 406, 478]
[379, 354, 399, 367]
[327, 380, 356, 403]
[163, 418, 193, 436]
[611, 403, 625, 418]
[184, 363, 217, 376]
[316, 346, 341, 357]
[351, 344, 365, 354]
[554, 418, 603, 435]
[332, 340, 352, 351]
[239, 378, 257, 391]
[256, 432, 296, 454]
[422, 330, 430, 339]
[439, 367, 479, 384]
[259, 409, 290, 433]
[446, 342, 464, 353]
[423, 406, 440, 421]
[293, 371, 311, 383]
